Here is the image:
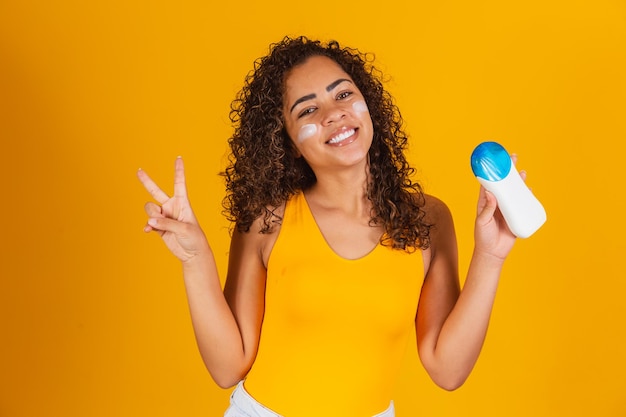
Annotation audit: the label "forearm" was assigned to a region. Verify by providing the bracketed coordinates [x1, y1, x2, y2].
[421, 250, 504, 389]
[138, 159, 253, 388]
[181, 248, 249, 388]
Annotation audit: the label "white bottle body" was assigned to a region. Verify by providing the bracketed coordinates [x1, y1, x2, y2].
[476, 157, 546, 238]
[471, 141, 546, 238]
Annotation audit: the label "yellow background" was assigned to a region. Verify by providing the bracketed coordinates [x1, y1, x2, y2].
[1, 0, 625, 416]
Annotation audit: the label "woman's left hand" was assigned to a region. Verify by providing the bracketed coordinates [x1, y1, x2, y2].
[473, 155, 525, 260]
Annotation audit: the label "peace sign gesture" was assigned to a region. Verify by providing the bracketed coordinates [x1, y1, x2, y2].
[137, 157, 209, 263]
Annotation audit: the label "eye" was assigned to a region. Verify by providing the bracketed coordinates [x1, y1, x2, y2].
[298, 107, 317, 118]
[337, 91, 353, 100]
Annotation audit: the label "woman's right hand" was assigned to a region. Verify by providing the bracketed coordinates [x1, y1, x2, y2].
[137, 157, 209, 263]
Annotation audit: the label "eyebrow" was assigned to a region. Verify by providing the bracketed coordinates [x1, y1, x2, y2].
[326, 78, 352, 92]
[289, 78, 353, 114]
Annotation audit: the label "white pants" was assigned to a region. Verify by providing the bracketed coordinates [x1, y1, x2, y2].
[223, 380, 395, 417]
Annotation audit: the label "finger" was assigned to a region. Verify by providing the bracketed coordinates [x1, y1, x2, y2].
[519, 169, 527, 181]
[143, 223, 160, 234]
[173, 157, 188, 199]
[144, 201, 163, 218]
[511, 154, 530, 185]
[137, 168, 170, 204]
[142, 202, 164, 234]
[147, 216, 186, 235]
[476, 185, 488, 213]
[477, 190, 498, 223]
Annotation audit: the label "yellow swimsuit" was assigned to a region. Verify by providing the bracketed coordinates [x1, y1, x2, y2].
[244, 191, 424, 416]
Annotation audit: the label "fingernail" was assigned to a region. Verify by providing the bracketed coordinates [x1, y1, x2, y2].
[148, 218, 157, 227]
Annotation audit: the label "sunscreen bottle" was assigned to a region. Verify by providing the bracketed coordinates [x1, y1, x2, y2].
[471, 141, 546, 238]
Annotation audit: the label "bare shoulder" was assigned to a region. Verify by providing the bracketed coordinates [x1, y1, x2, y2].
[422, 194, 454, 227]
[225, 202, 286, 304]
[420, 194, 457, 271]
[233, 202, 285, 269]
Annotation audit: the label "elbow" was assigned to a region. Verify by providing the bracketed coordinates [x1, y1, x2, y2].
[432, 374, 468, 391]
[214, 379, 238, 390]
[423, 360, 471, 391]
[211, 372, 243, 390]
[206, 363, 248, 389]
[420, 351, 473, 391]
[201, 354, 251, 390]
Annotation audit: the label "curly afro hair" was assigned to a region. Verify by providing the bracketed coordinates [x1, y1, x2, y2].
[221, 36, 430, 251]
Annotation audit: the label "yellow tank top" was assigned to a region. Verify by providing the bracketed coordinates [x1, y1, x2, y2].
[244, 192, 424, 416]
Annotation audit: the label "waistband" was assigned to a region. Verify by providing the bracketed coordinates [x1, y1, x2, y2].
[224, 380, 395, 417]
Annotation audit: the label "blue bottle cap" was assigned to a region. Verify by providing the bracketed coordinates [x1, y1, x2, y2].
[471, 141, 512, 181]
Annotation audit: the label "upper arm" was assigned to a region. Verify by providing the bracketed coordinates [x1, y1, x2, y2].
[222, 220, 275, 375]
[416, 195, 460, 356]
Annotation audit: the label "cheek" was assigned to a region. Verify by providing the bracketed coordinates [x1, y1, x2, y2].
[352, 100, 369, 114]
[297, 124, 318, 143]
[352, 100, 373, 133]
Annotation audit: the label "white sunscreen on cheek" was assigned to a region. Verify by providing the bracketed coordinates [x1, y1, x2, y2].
[352, 100, 369, 114]
[298, 124, 317, 143]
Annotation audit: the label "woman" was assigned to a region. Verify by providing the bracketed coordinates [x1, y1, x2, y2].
[138, 36, 519, 417]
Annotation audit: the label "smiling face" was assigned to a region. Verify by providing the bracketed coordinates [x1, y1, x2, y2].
[283, 55, 374, 174]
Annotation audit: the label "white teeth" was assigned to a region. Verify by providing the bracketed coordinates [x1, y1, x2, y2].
[327, 129, 355, 144]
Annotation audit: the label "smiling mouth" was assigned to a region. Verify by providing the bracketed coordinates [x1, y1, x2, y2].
[326, 128, 356, 144]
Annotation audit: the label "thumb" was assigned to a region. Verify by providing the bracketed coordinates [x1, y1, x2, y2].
[477, 190, 498, 224]
[147, 216, 187, 234]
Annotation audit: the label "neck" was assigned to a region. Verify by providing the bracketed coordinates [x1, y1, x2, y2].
[305, 166, 371, 214]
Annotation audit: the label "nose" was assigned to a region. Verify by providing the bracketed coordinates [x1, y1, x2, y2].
[321, 103, 346, 125]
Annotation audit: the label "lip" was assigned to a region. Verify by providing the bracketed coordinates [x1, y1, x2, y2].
[325, 127, 358, 147]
